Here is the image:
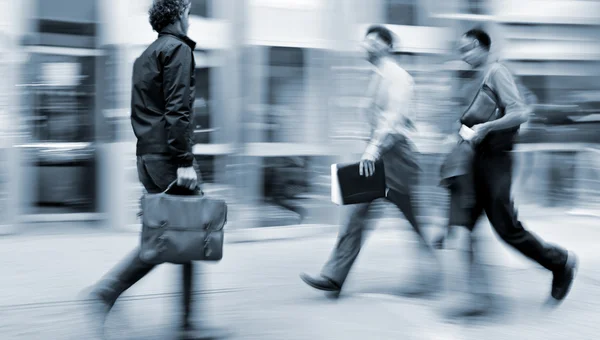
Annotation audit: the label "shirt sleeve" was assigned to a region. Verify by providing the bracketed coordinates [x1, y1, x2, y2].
[486, 64, 531, 121]
[363, 77, 415, 160]
[162, 43, 195, 168]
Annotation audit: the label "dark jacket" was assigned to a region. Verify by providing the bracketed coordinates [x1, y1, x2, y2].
[440, 140, 476, 208]
[131, 25, 197, 168]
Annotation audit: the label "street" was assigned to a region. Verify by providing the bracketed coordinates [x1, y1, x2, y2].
[0, 216, 600, 340]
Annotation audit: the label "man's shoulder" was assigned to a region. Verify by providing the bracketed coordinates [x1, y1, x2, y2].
[382, 59, 414, 86]
[487, 61, 512, 78]
[146, 35, 191, 57]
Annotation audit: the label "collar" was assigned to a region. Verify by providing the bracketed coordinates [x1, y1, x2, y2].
[159, 25, 196, 50]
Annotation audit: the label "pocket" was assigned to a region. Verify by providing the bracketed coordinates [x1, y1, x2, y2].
[141, 156, 178, 192]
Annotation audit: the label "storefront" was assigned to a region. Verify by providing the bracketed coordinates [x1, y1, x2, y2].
[0, 0, 23, 232]
[13, 0, 108, 225]
[100, 0, 242, 230]
[238, 0, 456, 226]
[433, 0, 600, 208]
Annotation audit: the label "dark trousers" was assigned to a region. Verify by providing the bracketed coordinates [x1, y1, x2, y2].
[321, 189, 429, 286]
[96, 154, 201, 325]
[457, 151, 567, 273]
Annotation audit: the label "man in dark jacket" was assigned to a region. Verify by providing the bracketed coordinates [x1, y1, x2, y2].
[440, 28, 578, 317]
[82, 1, 221, 338]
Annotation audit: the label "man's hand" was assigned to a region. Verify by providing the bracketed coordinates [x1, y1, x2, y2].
[177, 166, 198, 190]
[359, 153, 377, 177]
[471, 123, 493, 145]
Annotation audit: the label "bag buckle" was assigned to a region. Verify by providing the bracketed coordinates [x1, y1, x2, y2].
[203, 232, 212, 257]
[157, 234, 168, 253]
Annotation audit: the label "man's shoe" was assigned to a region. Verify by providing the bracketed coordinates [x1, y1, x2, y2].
[549, 251, 578, 304]
[178, 323, 231, 340]
[397, 279, 441, 298]
[299, 273, 341, 292]
[440, 293, 493, 319]
[397, 253, 443, 297]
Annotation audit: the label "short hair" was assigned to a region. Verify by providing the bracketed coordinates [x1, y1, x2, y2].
[366, 25, 394, 48]
[148, 0, 190, 33]
[464, 28, 491, 51]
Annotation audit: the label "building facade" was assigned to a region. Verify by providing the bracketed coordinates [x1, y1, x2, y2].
[8, 0, 598, 230]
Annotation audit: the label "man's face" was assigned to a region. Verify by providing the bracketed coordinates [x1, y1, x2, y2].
[179, 1, 191, 34]
[457, 35, 488, 68]
[361, 33, 389, 64]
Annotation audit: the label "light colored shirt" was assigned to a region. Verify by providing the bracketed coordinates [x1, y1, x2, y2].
[458, 62, 531, 125]
[484, 62, 531, 121]
[363, 58, 417, 160]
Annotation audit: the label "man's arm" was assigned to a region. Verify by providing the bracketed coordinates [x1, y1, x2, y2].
[363, 80, 414, 160]
[162, 43, 195, 168]
[483, 64, 531, 131]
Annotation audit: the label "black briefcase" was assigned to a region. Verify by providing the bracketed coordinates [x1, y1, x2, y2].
[331, 160, 387, 205]
[139, 182, 227, 264]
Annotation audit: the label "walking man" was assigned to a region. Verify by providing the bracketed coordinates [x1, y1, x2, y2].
[441, 28, 578, 316]
[300, 25, 440, 297]
[82, 1, 223, 338]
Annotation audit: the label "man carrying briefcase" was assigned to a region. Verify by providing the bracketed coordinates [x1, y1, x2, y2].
[82, 1, 226, 339]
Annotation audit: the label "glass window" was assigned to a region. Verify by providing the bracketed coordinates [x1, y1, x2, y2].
[266, 47, 305, 143]
[190, 0, 210, 17]
[25, 54, 96, 143]
[35, 0, 97, 23]
[193, 67, 212, 144]
[195, 155, 215, 183]
[385, 0, 417, 26]
[520, 76, 547, 104]
[466, 0, 488, 15]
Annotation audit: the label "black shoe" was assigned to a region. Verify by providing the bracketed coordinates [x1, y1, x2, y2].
[397, 279, 441, 298]
[440, 293, 493, 319]
[549, 251, 578, 303]
[299, 273, 341, 292]
[178, 323, 231, 340]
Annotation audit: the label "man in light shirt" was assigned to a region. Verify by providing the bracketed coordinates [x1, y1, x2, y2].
[300, 25, 440, 297]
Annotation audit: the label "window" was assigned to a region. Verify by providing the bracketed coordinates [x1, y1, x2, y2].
[266, 47, 306, 143]
[26, 54, 96, 143]
[190, 0, 210, 17]
[192, 67, 212, 144]
[385, 0, 417, 26]
[195, 155, 215, 183]
[466, 0, 488, 15]
[520, 76, 547, 104]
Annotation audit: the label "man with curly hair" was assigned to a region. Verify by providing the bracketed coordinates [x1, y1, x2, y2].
[82, 1, 224, 338]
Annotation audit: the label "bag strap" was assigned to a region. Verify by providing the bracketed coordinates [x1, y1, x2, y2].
[163, 180, 203, 196]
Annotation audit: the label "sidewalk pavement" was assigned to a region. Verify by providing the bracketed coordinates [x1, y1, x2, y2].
[0, 210, 599, 339]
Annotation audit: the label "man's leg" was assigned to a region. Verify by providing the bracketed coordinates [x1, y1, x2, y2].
[182, 262, 194, 329]
[482, 152, 577, 303]
[300, 202, 371, 293]
[385, 189, 444, 296]
[83, 247, 155, 337]
[440, 225, 495, 318]
[385, 189, 430, 248]
[438, 169, 497, 317]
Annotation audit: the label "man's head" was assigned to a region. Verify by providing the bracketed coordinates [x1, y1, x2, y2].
[458, 28, 491, 67]
[149, 0, 192, 34]
[362, 25, 394, 64]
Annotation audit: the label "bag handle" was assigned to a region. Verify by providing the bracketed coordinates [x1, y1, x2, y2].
[163, 180, 203, 196]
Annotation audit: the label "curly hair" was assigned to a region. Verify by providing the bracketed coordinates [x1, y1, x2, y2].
[148, 0, 190, 33]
